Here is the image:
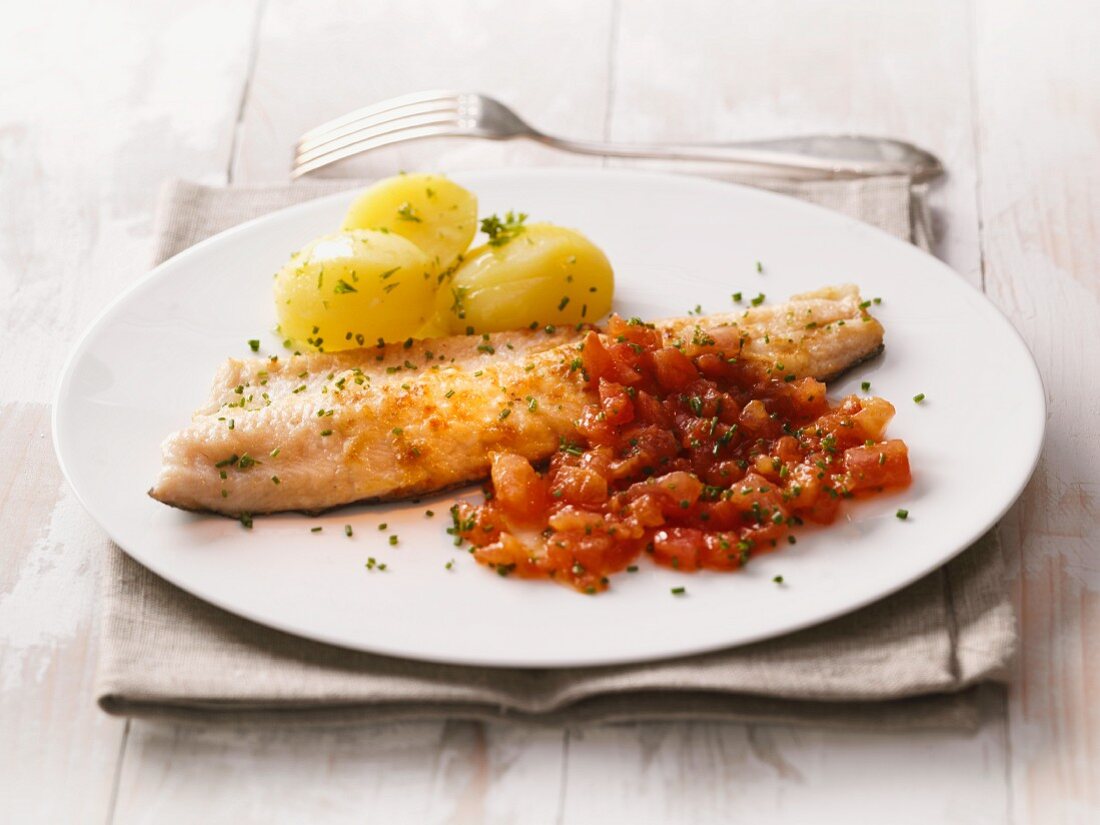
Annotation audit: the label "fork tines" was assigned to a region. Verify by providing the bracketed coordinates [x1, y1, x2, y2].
[293, 90, 475, 177]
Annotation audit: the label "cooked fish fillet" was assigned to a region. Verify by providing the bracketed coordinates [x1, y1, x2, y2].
[150, 285, 883, 515]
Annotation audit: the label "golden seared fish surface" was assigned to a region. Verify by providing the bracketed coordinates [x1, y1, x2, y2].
[150, 285, 883, 515]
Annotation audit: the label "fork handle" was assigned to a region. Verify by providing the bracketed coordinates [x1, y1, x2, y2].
[534, 134, 943, 183]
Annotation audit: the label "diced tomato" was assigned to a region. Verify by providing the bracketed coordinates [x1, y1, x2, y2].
[632, 390, 670, 427]
[473, 533, 542, 578]
[580, 331, 614, 387]
[598, 380, 635, 425]
[651, 527, 705, 571]
[804, 490, 841, 524]
[738, 399, 773, 435]
[547, 505, 607, 533]
[551, 465, 610, 507]
[786, 377, 828, 418]
[651, 347, 698, 391]
[489, 453, 547, 525]
[607, 314, 663, 350]
[458, 314, 911, 593]
[695, 353, 734, 380]
[843, 439, 910, 492]
[852, 396, 896, 441]
[604, 342, 647, 385]
[624, 471, 704, 517]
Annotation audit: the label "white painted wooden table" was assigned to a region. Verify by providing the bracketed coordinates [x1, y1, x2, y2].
[2, 1, 1097, 822]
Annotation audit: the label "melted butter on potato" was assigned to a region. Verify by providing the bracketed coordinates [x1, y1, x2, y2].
[341, 173, 477, 275]
[274, 229, 436, 351]
[434, 222, 614, 334]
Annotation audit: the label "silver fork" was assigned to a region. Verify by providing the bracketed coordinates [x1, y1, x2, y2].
[292, 90, 943, 182]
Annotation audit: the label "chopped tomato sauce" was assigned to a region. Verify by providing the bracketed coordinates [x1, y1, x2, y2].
[452, 315, 910, 593]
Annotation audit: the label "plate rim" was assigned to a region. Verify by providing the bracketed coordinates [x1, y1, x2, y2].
[52, 166, 1047, 668]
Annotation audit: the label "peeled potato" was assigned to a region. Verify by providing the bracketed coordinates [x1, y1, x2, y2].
[434, 223, 614, 334]
[341, 173, 477, 274]
[274, 229, 436, 351]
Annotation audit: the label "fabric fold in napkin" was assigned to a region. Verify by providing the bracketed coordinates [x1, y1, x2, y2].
[95, 176, 1015, 729]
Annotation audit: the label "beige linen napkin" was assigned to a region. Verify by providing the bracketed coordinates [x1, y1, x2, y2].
[95, 176, 1014, 728]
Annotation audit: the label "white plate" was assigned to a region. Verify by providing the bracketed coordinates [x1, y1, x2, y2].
[54, 169, 1044, 668]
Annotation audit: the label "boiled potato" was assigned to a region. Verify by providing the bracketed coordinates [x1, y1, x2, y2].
[274, 229, 436, 351]
[341, 173, 477, 275]
[434, 223, 613, 334]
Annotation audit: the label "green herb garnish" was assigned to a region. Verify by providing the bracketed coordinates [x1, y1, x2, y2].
[396, 201, 422, 222]
[480, 211, 528, 247]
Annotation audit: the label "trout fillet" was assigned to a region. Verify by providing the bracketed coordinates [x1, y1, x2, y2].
[150, 285, 883, 515]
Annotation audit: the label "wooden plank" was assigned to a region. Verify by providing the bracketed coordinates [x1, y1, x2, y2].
[114, 720, 567, 824]
[554, 2, 1009, 821]
[971, 1, 1100, 821]
[0, 403, 125, 823]
[232, 0, 617, 183]
[607, 0, 983, 280]
[110, 1, 1021, 822]
[20, 0, 1098, 820]
[0, 0, 261, 821]
[114, 721, 474, 824]
[560, 718, 1010, 824]
[113, 0, 616, 819]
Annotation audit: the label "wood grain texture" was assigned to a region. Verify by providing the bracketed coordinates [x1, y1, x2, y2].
[114, 721, 568, 824]
[558, 718, 1010, 824]
[972, 1, 1100, 821]
[559, 3, 1011, 819]
[113, 0, 615, 818]
[2, 0, 1098, 821]
[606, 0, 982, 280]
[231, 0, 617, 183]
[0, 0, 260, 821]
[0, 403, 123, 823]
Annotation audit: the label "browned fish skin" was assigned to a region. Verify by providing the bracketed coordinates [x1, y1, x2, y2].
[150, 285, 883, 515]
